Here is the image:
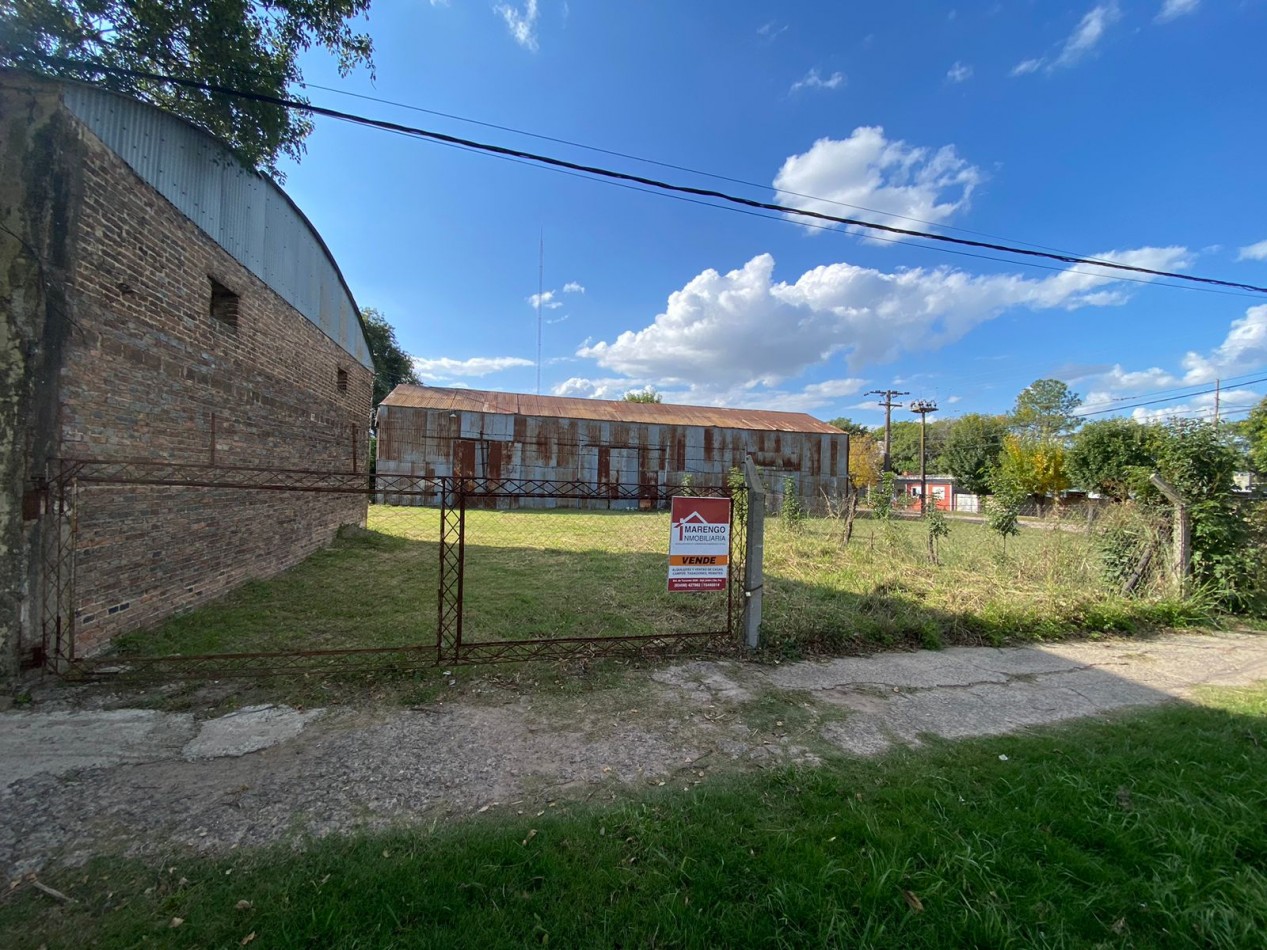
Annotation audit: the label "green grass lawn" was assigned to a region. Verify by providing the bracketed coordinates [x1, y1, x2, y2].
[109, 506, 1203, 663]
[6, 683, 1266, 948]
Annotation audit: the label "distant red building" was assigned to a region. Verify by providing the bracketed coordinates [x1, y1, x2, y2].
[893, 475, 956, 512]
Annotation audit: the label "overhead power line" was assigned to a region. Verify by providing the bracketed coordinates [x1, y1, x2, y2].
[1074, 375, 1267, 417]
[31, 56, 1267, 298]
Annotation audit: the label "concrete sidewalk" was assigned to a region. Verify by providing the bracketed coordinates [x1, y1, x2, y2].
[2, 630, 1264, 879]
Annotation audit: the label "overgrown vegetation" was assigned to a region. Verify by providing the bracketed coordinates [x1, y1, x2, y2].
[111, 504, 1208, 673]
[7, 684, 1267, 947]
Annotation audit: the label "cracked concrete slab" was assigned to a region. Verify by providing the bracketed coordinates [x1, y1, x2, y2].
[182, 704, 324, 760]
[775, 632, 1267, 756]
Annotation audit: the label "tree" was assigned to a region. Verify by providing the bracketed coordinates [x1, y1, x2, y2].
[887, 417, 952, 475]
[828, 417, 870, 439]
[1066, 418, 1152, 501]
[1, 0, 375, 174]
[1246, 396, 1267, 474]
[995, 435, 1070, 502]
[1012, 378, 1082, 442]
[848, 432, 883, 490]
[361, 308, 419, 407]
[941, 414, 1008, 496]
[622, 388, 662, 404]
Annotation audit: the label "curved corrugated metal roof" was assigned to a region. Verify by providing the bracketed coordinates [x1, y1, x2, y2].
[381, 385, 845, 434]
[8, 71, 374, 370]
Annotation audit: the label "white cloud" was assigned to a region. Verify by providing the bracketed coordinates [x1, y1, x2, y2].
[494, 0, 539, 52]
[528, 290, 562, 310]
[562, 281, 586, 294]
[1075, 306, 1267, 420]
[1156, 0, 1199, 24]
[1180, 305, 1267, 383]
[1054, 3, 1121, 68]
[773, 126, 983, 233]
[758, 21, 788, 41]
[1237, 240, 1267, 262]
[1013, 3, 1121, 75]
[412, 355, 534, 379]
[946, 62, 973, 83]
[789, 68, 846, 94]
[553, 375, 867, 414]
[576, 247, 1190, 397]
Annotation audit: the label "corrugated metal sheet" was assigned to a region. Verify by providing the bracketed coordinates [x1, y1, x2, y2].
[60, 81, 373, 370]
[381, 385, 845, 435]
[376, 400, 850, 511]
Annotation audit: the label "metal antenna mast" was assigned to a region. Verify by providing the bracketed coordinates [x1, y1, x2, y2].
[536, 229, 543, 395]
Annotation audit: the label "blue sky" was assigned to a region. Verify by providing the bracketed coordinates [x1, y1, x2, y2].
[279, 0, 1267, 426]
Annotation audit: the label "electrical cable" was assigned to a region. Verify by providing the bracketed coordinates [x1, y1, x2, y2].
[29, 55, 1267, 297]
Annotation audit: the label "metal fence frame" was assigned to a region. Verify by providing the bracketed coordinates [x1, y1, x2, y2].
[37, 460, 746, 678]
[436, 476, 745, 665]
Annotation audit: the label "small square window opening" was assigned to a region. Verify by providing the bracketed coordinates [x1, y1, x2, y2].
[209, 277, 239, 329]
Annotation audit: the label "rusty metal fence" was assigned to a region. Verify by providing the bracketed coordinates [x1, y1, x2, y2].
[36, 460, 744, 678]
[437, 477, 744, 664]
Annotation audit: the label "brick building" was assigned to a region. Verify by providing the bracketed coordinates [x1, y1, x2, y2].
[0, 72, 374, 675]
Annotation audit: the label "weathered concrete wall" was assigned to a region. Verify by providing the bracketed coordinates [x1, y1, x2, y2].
[2, 73, 374, 666]
[0, 80, 81, 682]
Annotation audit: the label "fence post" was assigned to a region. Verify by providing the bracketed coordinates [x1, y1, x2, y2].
[742, 456, 765, 650]
[1148, 473, 1191, 597]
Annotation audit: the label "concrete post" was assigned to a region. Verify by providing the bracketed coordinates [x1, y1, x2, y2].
[1149, 473, 1191, 597]
[742, 456, 765, 650]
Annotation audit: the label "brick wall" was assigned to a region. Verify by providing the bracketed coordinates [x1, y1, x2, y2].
[3, 75, 374, 661]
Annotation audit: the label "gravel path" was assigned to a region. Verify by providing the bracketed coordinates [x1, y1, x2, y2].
[2, 630, 1265, 879]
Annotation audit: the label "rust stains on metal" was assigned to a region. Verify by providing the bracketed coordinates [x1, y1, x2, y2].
[381, 385, 844, 434]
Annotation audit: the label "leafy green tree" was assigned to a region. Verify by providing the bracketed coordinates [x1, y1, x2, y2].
[1012, 378, 1082, 441]
[622, 389, 663, 403]
[361, 308, 419, 407]
[941, 414, 1008, 496]
[827, 417, 870, 438]
[985, 484, 1024, 552]
[887, 418, 952, 475]
[1145, 420, 1260, 609]
[1246, 396, 1267, 474]
[0, 0, 375, 174]
[1067, 418, 1153, 501]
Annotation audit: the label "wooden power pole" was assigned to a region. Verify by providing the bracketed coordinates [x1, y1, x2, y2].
[868, 389, 909, 472]
[910, 400, 938, 515]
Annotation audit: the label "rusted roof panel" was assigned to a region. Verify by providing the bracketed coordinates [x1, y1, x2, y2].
[381, 385, 843, 434]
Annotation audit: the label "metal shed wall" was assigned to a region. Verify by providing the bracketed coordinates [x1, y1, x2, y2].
[376, 405, 850, 509]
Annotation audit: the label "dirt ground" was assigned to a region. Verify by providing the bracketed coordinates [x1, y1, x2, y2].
[3, 630, 1266, 881]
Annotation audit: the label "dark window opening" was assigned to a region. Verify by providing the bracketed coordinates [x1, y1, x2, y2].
[337, 368, 349, 393]
[209, 277, 239, 329]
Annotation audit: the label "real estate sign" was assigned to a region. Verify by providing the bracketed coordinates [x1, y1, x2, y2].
[667, 496, 731, 593]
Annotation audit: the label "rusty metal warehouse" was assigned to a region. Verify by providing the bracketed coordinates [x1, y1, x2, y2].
[375, 385, 850, 508]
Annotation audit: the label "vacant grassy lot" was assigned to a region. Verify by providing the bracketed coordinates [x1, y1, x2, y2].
[7, 682, 1266, 947]
[113, 505, 1199, 661]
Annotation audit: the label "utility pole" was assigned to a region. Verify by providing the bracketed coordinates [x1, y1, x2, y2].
[867, 389, 909, 473]
[910, 400, 938, 515]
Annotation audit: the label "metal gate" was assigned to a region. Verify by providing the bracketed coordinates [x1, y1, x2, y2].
[35, 460, 743, 677]
[437, 476, 744, 665]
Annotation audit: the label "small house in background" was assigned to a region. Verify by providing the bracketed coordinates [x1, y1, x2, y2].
[893, 474, 958, 512]
[375, 385, 849, 509]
